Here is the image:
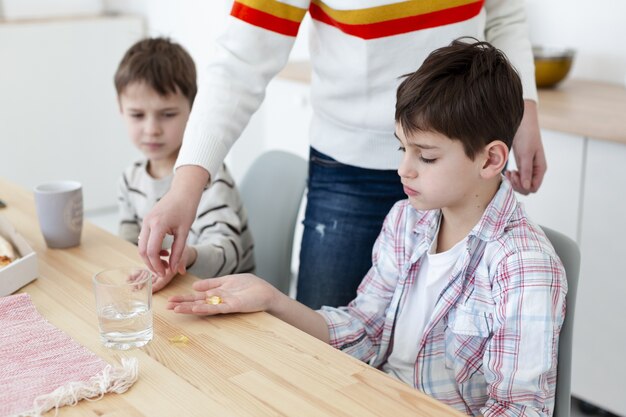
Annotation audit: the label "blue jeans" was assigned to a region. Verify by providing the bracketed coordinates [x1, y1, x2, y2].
[297, 147, 405, 309]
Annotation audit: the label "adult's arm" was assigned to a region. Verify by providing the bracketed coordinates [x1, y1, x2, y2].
[139, 1, 311, 275]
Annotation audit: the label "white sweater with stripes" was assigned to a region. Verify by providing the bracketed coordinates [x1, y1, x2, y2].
[176, 0, 537, 178]
[118, 160, 255, 278]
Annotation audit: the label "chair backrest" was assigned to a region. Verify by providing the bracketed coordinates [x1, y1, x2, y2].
[541, 225, 581, 417]
[239, 150, 307, 294]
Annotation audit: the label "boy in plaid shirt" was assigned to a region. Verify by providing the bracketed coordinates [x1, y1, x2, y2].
[168, 39, 567, 417]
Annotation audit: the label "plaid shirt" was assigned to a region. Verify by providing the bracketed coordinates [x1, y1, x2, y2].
[318, 178, 567, 417]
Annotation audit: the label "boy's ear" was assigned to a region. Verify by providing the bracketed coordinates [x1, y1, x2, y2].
[480, 140, 508, 179]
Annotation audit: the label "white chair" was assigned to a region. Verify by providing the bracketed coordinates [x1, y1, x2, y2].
[239, 150, 307, 294]
[541, 226, 581, 417]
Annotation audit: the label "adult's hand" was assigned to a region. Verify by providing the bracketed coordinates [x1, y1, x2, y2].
[506, 100, 547, 195]
[138, 165, 209, 276]
[151, 246, 197, 292]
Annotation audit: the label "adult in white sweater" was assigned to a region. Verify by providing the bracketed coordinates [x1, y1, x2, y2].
[139, 0, 545, 308]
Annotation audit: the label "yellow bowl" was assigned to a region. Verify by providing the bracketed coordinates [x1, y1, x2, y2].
[533, 46, 575, 88]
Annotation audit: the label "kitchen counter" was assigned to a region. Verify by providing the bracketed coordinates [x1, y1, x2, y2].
[538, 79, 626, 144]
[277, 62, 626, 144]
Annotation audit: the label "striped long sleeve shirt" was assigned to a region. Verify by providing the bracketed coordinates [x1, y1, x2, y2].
[318, 178, 567, 417]
[118, 160, 254, 278]
[177, 0, 537, 177]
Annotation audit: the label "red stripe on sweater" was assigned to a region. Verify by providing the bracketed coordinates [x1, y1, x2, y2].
[309, 1, 484, 40]
[231, 1, 301, 37]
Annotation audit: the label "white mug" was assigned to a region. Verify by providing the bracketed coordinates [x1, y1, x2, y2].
[33, 180, 83, 248]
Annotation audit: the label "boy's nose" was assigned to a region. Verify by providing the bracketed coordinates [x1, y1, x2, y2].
[397, 155, 416, 178]
[145, 119, 162, 136]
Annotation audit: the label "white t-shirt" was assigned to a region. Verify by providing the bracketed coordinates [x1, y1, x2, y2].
[382, 233, 467, 385]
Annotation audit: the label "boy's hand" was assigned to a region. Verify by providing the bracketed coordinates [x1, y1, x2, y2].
[152, 246, 197, 292]
[166, 274, 279, 315]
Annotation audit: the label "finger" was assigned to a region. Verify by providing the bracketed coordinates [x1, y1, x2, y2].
[507, 171, 526, 195]
[191, 303, 229, 315]
[168, 229, 188, 274]
[518, 159, 533, 192]
[147, 228, 168, 276]
[168, 293, 207, 303]
[152, 276, 168, 293]
[530, 160, 547, 193]
[192, 276, 227, 292]
[137, 226, 156, 274]
[508, 171, 520, 188]
[171, 300, 227, 315]
[531, 172, 545, 193]
[126, 270, 144, 284]
[169, 300, 207, 314]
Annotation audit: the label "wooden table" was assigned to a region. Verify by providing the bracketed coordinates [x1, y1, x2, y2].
[0, 178, 463, 417]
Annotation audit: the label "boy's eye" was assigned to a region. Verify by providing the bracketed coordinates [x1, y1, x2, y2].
[163, 112, 178, 118]
[420, 156, 437, 164]
[397, 146, 406, 152]
[130, 113, 144, 119]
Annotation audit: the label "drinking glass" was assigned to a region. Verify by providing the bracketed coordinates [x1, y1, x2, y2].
[93, 267, 153, 350]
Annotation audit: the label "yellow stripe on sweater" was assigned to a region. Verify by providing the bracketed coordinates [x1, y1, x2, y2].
[237, 0, 308, 23]
[311, 0, 479, 25]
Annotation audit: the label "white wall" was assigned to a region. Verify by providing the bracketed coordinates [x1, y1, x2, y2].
[101, 0, 626, 179]
[104, 0, 626, 86]
[103, 0, 310, 72]
[525, 0, 626, 86]
[0, 15, 144, 212]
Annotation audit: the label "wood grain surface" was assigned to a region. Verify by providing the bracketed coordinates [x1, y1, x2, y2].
[0, 178, 464, 417]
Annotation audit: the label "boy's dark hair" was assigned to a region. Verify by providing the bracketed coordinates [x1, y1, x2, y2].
[114, 37, 197, 105]
[395, 38, 524, 159]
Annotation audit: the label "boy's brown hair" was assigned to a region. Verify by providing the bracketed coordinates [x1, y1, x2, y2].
[114, 37, 197, 105]
[395, 38, 524, 159]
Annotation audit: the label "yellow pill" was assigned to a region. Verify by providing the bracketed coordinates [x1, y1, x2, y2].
[168, 334, 189, 345]
[206, 295, 222, 305]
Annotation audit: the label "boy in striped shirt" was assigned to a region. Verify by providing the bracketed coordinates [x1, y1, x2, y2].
[115, 38, 254, 291]
[168, 39, 566, 417]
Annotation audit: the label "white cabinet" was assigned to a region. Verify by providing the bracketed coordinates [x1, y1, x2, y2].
[515, 132, 626, 415]
[513, 129, 586, 242]
[0, 16, 144, 212]
[573, 139, 626, 416]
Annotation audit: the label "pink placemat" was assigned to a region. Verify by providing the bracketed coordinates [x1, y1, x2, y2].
[0, 293, 137, 417]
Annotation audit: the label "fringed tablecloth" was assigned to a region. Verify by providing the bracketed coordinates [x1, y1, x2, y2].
[0, 293, 138, 417]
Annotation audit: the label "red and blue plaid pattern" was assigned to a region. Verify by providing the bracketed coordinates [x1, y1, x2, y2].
[319, 178, 567, 417]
